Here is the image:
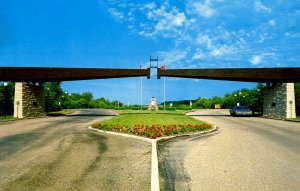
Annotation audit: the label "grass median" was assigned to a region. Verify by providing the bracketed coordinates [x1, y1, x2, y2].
[91, 110, 212, 139]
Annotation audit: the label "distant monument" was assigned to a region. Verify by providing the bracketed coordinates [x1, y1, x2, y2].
[148, 96, 158, 112]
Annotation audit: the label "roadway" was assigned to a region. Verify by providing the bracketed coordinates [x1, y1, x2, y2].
[159, 109, 300, 191]
[0, 109, 151, 191]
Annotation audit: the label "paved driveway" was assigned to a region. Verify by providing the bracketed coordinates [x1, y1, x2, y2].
[0, 109, 151, 191]
[159, 109, 300, 191]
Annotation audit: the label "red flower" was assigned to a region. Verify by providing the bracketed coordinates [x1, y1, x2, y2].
[151, 135, 157, 139]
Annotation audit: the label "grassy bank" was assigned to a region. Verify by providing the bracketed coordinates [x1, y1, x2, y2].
[92, 110, 212, 139]
[0, 116, 16, 121]
[289, 116, 300, 122]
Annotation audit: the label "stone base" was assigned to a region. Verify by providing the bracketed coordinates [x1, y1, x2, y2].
[14, 82, 45, 118]
[263, 83, 296, 119]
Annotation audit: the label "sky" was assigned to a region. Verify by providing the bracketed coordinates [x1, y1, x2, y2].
[1, 0, 300, 104]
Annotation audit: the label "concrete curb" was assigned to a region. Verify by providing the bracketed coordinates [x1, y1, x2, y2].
[88, 125, 218, 191]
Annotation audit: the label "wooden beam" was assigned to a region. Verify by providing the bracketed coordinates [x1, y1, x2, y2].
[0, 67, 150, 82]
[157, 68, 300, 82]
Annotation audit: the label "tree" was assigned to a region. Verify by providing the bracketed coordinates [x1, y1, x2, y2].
[44, 82, 63, 112]
[0, 82, 14, 115]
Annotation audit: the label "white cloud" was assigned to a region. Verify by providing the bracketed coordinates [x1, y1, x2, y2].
[269, 19, 276, 26]
[192, 51, 204, 60]
[144, 2, 156, 10]
[210, 45, 234, 57]
[195, 33, 236, 58]
[250, 55, 263, 65]
[108, 8, 124, 20]
[254, 1, 271, 13]
[196, 35, 213, 49]
[190, 0, 216, 18]
[158, 49, 188, 68]
[151, 6, 187, 29]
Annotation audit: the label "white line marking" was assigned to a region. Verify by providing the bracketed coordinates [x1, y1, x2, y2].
[151, 141, 160, 191]
[88, 125, 217, 191]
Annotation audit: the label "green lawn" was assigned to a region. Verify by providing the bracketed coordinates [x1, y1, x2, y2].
[103, 110, 202, 126]
[289, 116, 300, 122]
[0, 115, 16, 121]
[92, 110, 212, 139]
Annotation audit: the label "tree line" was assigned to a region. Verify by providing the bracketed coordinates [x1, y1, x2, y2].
[0, 82, 300, 115]
[44, 82, 123, 111]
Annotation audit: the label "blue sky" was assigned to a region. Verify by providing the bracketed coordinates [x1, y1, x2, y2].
[1, 0, 300, 104]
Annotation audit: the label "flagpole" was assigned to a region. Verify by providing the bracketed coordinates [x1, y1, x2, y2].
[141, 75, 143, 110]
[140, 64, 143, 110]
[164, 76, 166, 110]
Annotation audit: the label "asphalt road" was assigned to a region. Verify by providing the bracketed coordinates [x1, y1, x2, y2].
[0, 109, 151, 191]
[159, 109, 300, 191]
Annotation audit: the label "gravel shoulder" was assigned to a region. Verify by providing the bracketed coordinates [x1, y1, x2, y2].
[0, 109, 151, 191]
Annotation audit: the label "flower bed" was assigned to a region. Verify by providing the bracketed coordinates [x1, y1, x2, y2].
[91, 122, 212, 139]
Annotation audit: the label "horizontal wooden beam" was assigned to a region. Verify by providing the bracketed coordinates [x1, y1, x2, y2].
[0, 67, 150, 82]
[157, 68, 300, 83]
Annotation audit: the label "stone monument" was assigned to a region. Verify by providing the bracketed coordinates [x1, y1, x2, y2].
[148, 96, 158, 112]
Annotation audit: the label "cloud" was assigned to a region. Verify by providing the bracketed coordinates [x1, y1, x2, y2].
[269, 19, 276, 26]
[143, 2, 156, 10]
[103, 0, 300, 69]
[144, 4, 191, 38]
[192, 50, 204, 60]
[210, 45, 234, 57]
[195, 32, 236, 58]
[108, 8, 124, 21]
[158, 49, 188, 68]
[189, 0, 216, 18]
[196, 34, 214, 49]
[250, 55, 262, 65]
[254, 1, 271, 13]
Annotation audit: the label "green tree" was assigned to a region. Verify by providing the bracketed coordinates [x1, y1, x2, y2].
[44, 82, 63, 112]
[195, 98, 211, 109]
[0, 82, 15, 115]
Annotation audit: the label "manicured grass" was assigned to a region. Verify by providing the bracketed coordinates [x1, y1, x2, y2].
[289, 116, 300, 122]
[92, 110, 212, 139]
[102, 111, 201, 126]
[46, 109, 74, 116]
[0, 116, 16, 121]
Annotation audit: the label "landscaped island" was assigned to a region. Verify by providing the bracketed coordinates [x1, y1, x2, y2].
[91, 110, 212, 139]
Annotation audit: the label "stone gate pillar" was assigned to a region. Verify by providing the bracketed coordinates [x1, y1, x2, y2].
[14, 82, 45, 118]
[263, 83, 296, 119]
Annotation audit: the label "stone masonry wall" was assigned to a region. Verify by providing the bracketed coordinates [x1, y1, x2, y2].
[14, 82, 45, 118]
[263, 83, 296, 119]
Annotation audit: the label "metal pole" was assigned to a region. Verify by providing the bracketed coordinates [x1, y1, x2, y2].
[164, 77, 166, 110]
[141, 76, 143, 110]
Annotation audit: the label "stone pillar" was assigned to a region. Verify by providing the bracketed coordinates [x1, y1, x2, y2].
[14, 82, 45, 118]
[263, 83, 296, 119]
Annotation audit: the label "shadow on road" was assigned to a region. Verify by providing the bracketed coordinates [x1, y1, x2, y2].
[188, 114, 230, 117]
[66, 114, 117, 117]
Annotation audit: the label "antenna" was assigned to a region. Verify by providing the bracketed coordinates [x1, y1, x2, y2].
[150, 55, 158, 68]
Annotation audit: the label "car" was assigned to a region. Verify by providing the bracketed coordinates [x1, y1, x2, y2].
[230, 106, 253, 116]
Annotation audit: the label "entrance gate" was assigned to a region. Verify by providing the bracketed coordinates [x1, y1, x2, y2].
[1, 67, 300, 119]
